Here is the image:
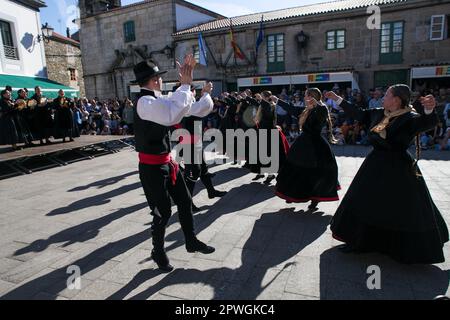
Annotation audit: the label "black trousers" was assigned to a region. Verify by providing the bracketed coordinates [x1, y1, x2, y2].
[139, 163, 195, 251]
[183, 148, 215, 197]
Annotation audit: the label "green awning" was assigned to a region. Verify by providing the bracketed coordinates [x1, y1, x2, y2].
[0, 74, 79, 99]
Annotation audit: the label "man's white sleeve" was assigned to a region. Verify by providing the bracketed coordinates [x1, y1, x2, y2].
[136, 85, 193, 126]
[188, 93, 214, 118]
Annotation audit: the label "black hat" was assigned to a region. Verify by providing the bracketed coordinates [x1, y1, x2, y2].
[132, 60, 167, 84]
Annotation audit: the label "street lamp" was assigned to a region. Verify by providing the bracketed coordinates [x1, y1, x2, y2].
[297, 31, 308, 49]
[38, 23, 54, 43]
[41, 23, 54, 38]
[163, 45, 174, 59]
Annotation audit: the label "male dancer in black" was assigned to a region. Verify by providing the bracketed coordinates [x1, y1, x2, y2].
[133, 56, 215, 272]
[182, 83, 227, 212]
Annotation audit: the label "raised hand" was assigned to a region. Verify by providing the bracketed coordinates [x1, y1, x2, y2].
[177, 54, 196, 85]
[419, 95, 436, 112]
[324, 91, 340, 101]
[270, 95, 279, 105]
[202, 82, 213, 95]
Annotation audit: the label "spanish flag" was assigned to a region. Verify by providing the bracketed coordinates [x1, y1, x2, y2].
[229, 19, 245, 60]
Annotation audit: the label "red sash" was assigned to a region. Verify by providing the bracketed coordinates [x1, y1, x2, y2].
[139, 153, 179, 185]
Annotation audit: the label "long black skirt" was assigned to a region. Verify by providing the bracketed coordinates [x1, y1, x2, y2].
[275, 132, 340, 202]
[0, 115, 21, 145]
[248, 127, 289, 175]
[330, 149, 449, 264]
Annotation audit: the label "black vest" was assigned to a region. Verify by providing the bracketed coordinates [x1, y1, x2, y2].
[134, 89, 172, 154]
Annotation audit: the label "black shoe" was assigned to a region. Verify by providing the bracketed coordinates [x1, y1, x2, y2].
[208, 190, 227, 199]
[186, 239, 215, 254]
[45, 140, 53, 145]
[151, 250, 174, 272]
[264, 175, 276, 185]
[253, 174, 265, 181]
[69, 138, 74, 142]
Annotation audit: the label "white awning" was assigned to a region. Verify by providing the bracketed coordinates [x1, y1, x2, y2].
[411, 66, 450, 79]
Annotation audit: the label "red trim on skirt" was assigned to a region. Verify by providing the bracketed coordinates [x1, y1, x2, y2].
[276, 126, 290, 155]
[275, 191, 339, 203]
[332, 234, 346, 242]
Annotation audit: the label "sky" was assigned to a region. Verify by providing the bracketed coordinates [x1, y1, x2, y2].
[40, 0, 330, 35]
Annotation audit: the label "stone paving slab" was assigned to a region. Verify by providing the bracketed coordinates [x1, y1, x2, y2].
[0, 147, 449, 300]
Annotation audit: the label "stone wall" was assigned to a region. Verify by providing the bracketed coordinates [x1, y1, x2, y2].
[45, 39, 85, 97]
[80, 0, 177, 99]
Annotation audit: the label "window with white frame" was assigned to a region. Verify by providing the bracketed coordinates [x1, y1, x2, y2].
[193, 45, 200, 63]
[0, 20, 18, 60]
[430, 15, 445, 41]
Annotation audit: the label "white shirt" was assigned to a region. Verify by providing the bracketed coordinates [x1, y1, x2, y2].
[137, 85, 213, 126]
[190, 93, 214, 118]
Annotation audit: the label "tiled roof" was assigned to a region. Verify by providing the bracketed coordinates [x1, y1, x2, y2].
[16, 0, 47, 10]
[174, 0, 407, 35]
[50, 32, 80, 47]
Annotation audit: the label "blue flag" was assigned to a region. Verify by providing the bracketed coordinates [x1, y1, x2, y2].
[198, 32, 207, 66]
[256, 15, 264, 56]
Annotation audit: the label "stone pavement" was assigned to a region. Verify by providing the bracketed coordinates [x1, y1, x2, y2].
[0, 146, 449, 300]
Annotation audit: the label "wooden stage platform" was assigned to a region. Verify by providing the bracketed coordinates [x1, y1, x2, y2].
[0, 135, 134, 179]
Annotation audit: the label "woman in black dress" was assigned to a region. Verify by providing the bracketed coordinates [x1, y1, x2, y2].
[53, 90, 74, 142]
[328, 85, 449, 264]
[30, 86, 52, 145]
[15, 89, 35, 147]
[275, 88, 340, 211]
[248, 91, 289, 183]
[0, 89, 21, 150]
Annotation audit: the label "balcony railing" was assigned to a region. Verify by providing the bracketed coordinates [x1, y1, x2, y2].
[3, 45, 19, 60]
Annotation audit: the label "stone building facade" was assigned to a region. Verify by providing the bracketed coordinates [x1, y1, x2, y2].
[173, 0, 450, 94]
[79, 0, 224, 99]
[45, 32, 85, 97]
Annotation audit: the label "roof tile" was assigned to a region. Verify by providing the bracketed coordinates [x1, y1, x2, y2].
[174, 0, 407, 35]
